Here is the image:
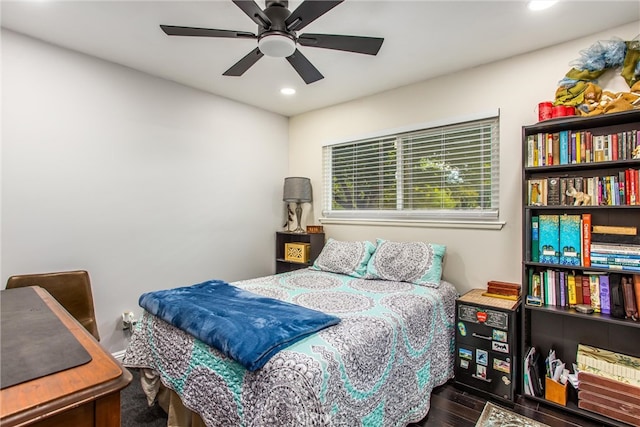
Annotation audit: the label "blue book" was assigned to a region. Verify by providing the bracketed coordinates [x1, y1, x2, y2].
[559, 130, 569, 165]
[599, 275, 611, 314]
[539, 214, 560, 264]
[591, 264, 640, 272]
[590, 252, 640, 261]
[559, 215, 580, 265]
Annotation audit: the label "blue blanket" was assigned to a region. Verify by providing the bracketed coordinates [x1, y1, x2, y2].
[138, 280, 341, 371]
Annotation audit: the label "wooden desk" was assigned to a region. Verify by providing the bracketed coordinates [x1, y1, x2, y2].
[1, 287, 132, 427]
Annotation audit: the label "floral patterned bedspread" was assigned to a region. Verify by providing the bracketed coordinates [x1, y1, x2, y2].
[123, 269, 457, 427]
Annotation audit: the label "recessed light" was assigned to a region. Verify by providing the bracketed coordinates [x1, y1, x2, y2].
[528, 1, 558, 11]
[280, 87, 296, 96]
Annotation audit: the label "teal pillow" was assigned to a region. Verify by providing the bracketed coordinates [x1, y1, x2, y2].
[365, 239, 446, 287]
[312, 239, 377, 278]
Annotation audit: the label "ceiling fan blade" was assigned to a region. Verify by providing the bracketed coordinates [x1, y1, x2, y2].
[223, 47, 264, 76]
[298, 33, 383, 55]
[161, 25, 256, 39]
[286, 49, 323, 84]
[232, 0, 272, 28]
[285, 0, 343, 32]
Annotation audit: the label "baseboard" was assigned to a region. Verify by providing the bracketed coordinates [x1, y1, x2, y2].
[112, 349, 126, 362]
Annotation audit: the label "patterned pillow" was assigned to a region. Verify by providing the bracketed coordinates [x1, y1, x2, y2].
[365, 239, 446, 287]
[312, 239, 377, 278]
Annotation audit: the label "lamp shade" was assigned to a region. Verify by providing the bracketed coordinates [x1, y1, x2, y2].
[283, 177, 312, 203]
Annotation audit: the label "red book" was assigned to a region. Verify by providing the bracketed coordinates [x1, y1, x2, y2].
[582, 275, 591, 306]
[611, 133, 618, 161]
[575, 275, 584, 304]
[630, 169, 638, 206]
[633, 169, 640, 205]
[626, 169, 632, 205]
[582, 213, 592, 267]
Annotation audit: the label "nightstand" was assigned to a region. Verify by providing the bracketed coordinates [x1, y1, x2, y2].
[275, 231, 325, 274]
[454, 289, 521, 403]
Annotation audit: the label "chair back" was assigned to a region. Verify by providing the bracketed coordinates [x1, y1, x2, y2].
[6, 270, 100, 341]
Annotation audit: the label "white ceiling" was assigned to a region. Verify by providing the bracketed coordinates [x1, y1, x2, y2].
[2, 1, 639, 117]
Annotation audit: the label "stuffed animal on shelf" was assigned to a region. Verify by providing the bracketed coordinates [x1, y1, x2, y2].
[566, 187, 591, 206]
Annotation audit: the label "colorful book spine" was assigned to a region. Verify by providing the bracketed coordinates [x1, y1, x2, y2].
[590, 253, 640, 264]
[590, 244, 640, 256]
[599, 275, 611, 315]
[531, 216, 539, 262]
[568, 274, 577, 306]
[560, 131, 569, 165]
[582, 275, 591, 305]
[582, 214, 592, 267]
[539, 214, 560, 264]
[575, 275, 584, 304]
[589, 275, 601, 312]
[559, 214, 581, 266]
[591, 264, 640, 272]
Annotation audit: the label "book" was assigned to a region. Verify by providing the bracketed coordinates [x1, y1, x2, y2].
[531, 216, 539, 262]
[582, 213, 592, 267]
[622, 275, 638, 319]
[635, 275, 640, 320]
[589, 274, 601, 312]
[591, 264, 640, 272]
[599, 274, 611, 314]
[539, 214, 560, 264]
[559, 178, 567, 205]
[582, 275, 591, 306]
[567, 273, 577, 306]
[577, 345, 640, 387]
[559, 214, 581, 266]
[590, 243, 640, 256]
[590, 253, 640, 265]
[552, 132, 560, 165]
[592, 225, 638, 236]
[575, 274, 584, 304]
[559, 131, 569, 164]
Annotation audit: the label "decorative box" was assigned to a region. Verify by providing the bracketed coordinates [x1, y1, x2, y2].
[285, 242, 311, 263]
[306, 225, 324, 234]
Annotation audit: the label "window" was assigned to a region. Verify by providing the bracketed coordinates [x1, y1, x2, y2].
[322, 113, 500, 223]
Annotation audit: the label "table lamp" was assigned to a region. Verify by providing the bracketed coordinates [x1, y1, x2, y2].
[283, 177, 312, 233]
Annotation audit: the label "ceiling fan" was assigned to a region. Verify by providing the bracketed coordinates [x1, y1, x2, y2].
[160, 0, 384, 84]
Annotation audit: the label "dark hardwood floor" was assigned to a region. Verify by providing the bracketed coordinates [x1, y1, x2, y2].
[409, 381, 611, 427]
[122, 370, 614, 427]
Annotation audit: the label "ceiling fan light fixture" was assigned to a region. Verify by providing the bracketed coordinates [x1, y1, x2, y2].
[527, 1, 557, 11]
[258, 33, 296, 57]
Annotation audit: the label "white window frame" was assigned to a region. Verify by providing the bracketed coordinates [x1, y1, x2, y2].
[320, 110, 504, 230]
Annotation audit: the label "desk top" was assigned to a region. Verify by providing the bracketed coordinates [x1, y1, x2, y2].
[0, 286, 132, 427]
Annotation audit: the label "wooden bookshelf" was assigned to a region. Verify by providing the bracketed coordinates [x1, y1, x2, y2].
[520, 110, 640, 427]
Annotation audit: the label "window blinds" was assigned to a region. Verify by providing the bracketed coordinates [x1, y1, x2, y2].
[323, 116, 499, 220]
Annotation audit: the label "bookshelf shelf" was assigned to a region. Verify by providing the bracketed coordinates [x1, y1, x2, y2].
[525, 304, 640, 328]
[521, 110, 640, 426]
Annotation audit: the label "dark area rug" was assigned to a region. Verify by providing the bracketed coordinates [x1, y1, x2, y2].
[121, 368, 167, 427]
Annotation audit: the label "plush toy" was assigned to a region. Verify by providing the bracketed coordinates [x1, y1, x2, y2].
[566, 187, 591, 206]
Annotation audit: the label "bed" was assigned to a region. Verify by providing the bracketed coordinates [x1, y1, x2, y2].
[123, 239, 458, 427]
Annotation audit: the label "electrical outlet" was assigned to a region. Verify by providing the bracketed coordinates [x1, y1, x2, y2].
[122, 311, 136, 330]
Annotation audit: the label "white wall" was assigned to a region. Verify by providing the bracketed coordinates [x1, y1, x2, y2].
[1, 30, 289, 352]
[288, 21, 640, 294]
